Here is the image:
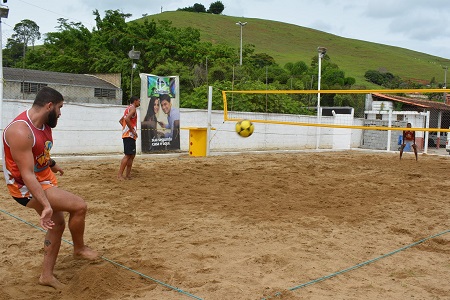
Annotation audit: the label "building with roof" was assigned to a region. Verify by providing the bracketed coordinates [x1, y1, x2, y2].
[370, 93, 450, 129]
[3, 67, 122, 105]
[363, 92, 450, 151]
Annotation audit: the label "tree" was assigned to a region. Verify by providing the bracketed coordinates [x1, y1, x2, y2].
[193, 3, 207, 12]
[285, 61, 308, 76]
[178, 3, 206, 13]
[3, 38, 24, 67]
[364, 70, 385, 85]
[37, 18, 93, 73]
[12, 19, 41, 49]
[364, 69, 401, 88]
[249, 53, 276, 69]
[208, 1, 225, 14]
[9, 19, 41, 68]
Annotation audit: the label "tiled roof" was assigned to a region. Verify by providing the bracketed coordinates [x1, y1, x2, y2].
[3, 67, 119, 89]
[372, 93, 450, 111]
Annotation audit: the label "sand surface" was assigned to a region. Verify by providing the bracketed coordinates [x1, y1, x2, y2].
[1, 151, 449, 300]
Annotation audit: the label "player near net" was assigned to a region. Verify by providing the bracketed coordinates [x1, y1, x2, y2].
[399, 122, 418, 161]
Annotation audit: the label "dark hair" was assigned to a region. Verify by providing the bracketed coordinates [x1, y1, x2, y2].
[33, 87, 64, 107]
[159, 93, 171, 103]
[144, 96, 159, 122]
[130, 95, 140, 104]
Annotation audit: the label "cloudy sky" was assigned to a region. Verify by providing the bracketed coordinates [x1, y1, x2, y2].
[2, 0, 450, 59]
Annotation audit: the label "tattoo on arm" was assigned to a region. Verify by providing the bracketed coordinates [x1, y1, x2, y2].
[27, 133, 33, 140]
[44, 240, 51, 247]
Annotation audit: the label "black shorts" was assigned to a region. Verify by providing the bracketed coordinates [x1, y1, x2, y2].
[13, 196, 32, 206]
[123, 137, 136, 155]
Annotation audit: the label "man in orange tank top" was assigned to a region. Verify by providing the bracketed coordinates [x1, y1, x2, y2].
[2, 87, 98, 289]
[400, 122, 418, 161]
[118, 96, 141, 180]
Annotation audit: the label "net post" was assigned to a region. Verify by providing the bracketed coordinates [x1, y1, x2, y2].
[222, 90, 228, 121]
[207, 86, 213, 156]
[387, 110, 392, 151]
[316, 107, 322, 149]
[424, 110, 430, 153]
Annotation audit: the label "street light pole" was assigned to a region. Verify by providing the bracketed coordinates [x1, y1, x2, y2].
[317, 47, 327, 114]
[445, 66, 448, 88]
[0, 4, 9, 160]
[130, 62, 136, 96]
[316, 47, 327, 149]
[444, 66, 448, 104]
[236, 21, 247, 66]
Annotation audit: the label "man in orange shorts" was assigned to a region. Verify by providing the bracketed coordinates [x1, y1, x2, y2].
[399, 122, 418, 161]
[2, 87, 98, 289]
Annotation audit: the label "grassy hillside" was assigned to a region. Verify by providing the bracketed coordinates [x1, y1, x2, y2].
[140, 11, 450, 87]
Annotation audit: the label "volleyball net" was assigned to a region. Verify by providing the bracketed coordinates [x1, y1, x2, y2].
[221, 88, 450, 152]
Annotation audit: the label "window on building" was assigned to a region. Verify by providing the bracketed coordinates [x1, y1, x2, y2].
[397, 115, 404, 121]
[21, 82, 48, 93]
[376, 114, 382, 120]
[94, 88, 116, 98]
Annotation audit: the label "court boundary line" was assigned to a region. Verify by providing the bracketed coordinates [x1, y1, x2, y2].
[0, 208, 204, 300]
[262, 229, 450, 299]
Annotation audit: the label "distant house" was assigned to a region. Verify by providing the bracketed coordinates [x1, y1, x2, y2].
[3, 67, 123, 105]
[369, 93, 450, 129]
[363, 93, 450, 150]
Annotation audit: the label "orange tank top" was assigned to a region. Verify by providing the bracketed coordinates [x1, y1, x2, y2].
[121, 104, 138, 140]
[404, 130, 414, 141]
[2, 110, 57, 198]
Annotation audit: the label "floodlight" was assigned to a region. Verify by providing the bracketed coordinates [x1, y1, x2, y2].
[0, 5, 9, 18]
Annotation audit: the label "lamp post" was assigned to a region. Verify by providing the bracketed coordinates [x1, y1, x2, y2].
[316, 47, 327, 149]
[236, 21, 247, 66]
[444, 66, 448, 88]
[128, 46, 141, 96]
[0, 3, 9, 160]
[444, 66, 448, 104]
[317, 47, 327, 113]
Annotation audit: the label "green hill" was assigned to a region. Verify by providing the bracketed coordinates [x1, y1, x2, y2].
[141, 11, 450, 86]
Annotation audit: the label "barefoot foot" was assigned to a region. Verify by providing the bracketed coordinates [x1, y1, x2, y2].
[74, 246, 99, 260]
[39, 275, 65, 290]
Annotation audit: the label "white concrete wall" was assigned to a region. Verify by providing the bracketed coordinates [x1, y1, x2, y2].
[332, 114, 353, 149]
[2, 100, 126, 155]
[182, 109, 363, 151]
[1, 100, 364, 155]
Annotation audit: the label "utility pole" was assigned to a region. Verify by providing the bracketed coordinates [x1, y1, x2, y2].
[444, 66, 448, 104]
[236, 21, 247, 66]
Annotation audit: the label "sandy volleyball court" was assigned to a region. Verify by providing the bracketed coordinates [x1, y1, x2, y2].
[1, 151, 449, 300]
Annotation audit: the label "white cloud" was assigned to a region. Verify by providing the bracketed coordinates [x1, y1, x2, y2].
[1, 0, 449, 59]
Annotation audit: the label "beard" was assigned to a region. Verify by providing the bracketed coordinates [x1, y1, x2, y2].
[47, 108, 58, 128]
